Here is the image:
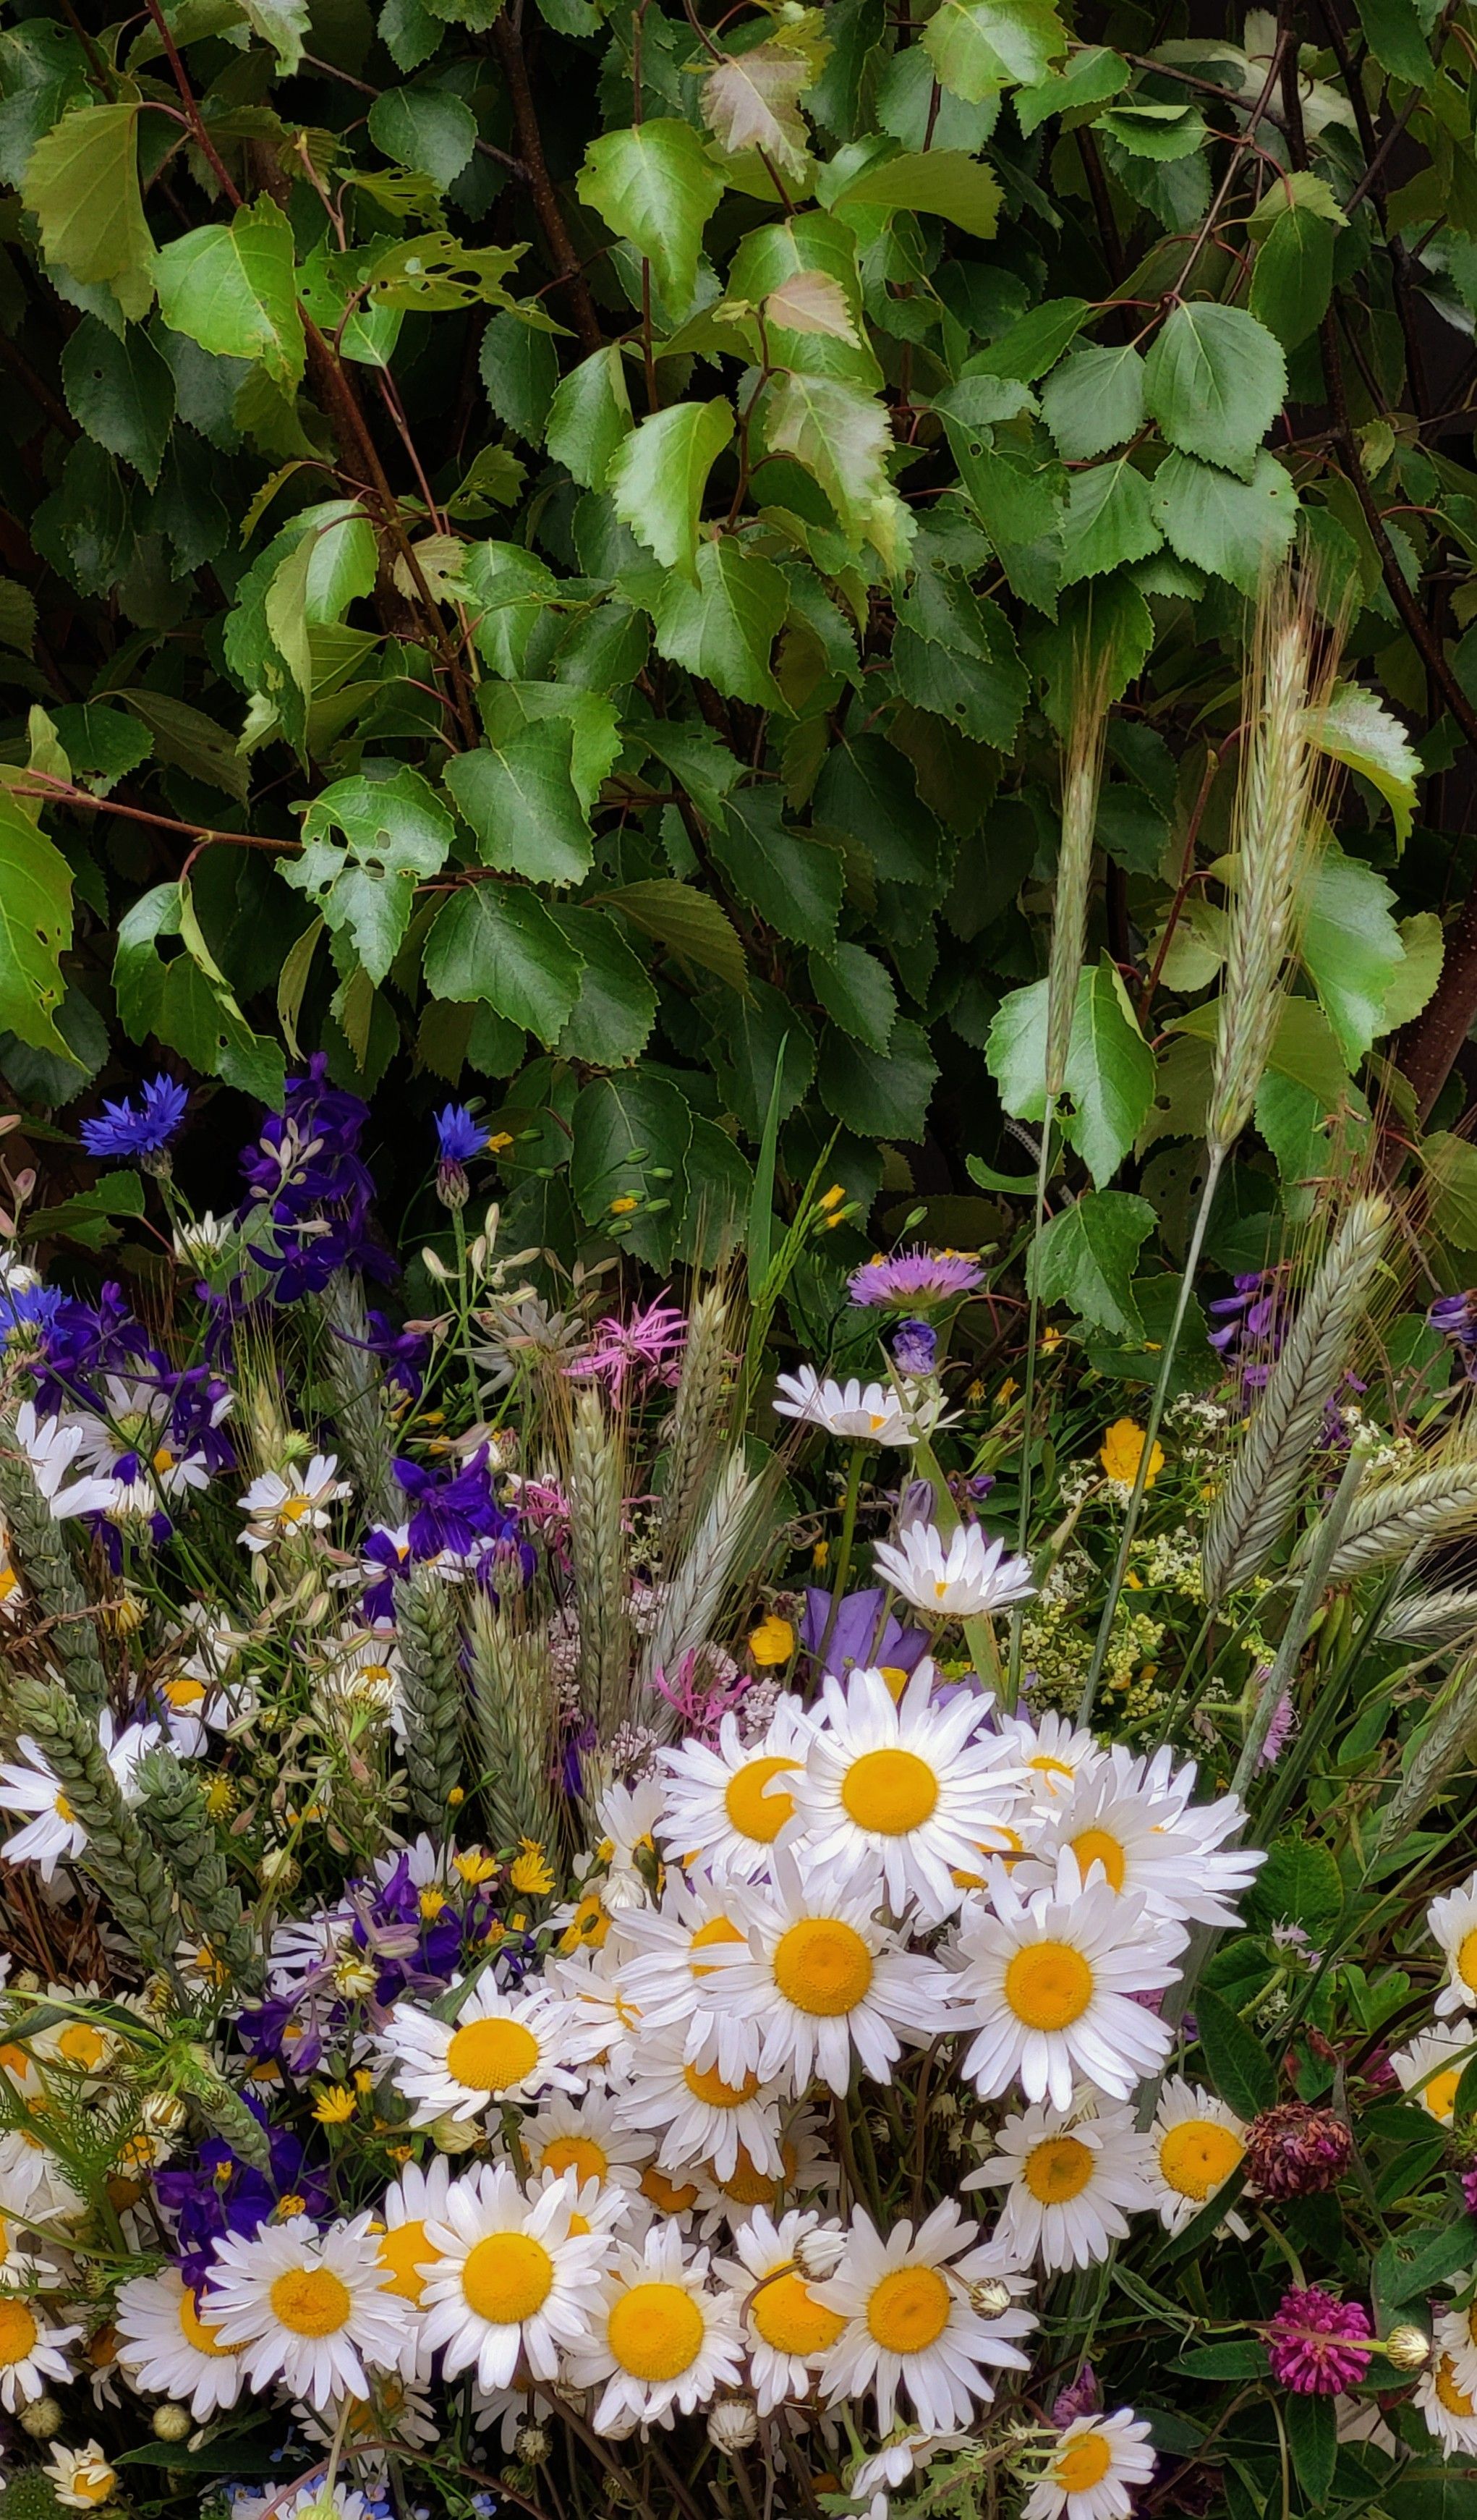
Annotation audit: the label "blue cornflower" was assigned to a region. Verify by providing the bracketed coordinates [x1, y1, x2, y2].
[435, 1103, 484, 1166]
[80, 1073, 187, 1171]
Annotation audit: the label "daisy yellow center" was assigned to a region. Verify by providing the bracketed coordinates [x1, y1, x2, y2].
[752, 2270, 846, 2356]
[840, 1748, 939, 1836]
[0, 2297, 38, 2364]
[607, 2281, 704, 2380]
[56, 2024, 107, 2071]
[640, 2167, 699, 2214]
[268, 2267, 353, 2336]
[278, 1495, 312, 1522]
[1023, 2135, 1095, 2204]
[725, 1756, 801, 1844]
[1069, 1829, 1125, 1893]
[689, 1917, 744, 1976]
[446, 2016, 540, 2092]
[1423, 2067, 1461, 2120]
[683, 2061, 761, 2108]
[541, 2134, 609, 2185]
[461, 2231, 554, 2325]
[1459, 1928, 1477, 1995]
[65, 2467, 113, 2508]
[1439, 2354, 1476, 2417]
[163, 1677, 206, 1708]
[773, 1918, 874, 2016]
[1055, 2432, 1113, 2493]
[865, 2265, 951, 2354]
[718, 2142, 782, 2207]
[1003, 1941, 1094, 2031]
[1158, 2119, 1243, 2201]
[54, 1791, 75, 1822]
[178, 2289, 232, 2356]
[378, 2219, 435, 2302]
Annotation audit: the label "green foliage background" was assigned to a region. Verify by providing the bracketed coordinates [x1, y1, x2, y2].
[1, 0, 1476, 1309]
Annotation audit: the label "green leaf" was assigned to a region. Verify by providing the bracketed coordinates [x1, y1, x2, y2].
[1246, 1840, 1343, 1934]
[679, 1112, 753, 1268]
[809, 940, 897, 1052]
[1354, 0, 1434, 88]
[116, 688, 249, 803]
[367, 85, 477, 190]
[1382, 909, 1443, 1028]
[546, 344, 634, 489]
[764, 370, 912, 570]
[833, 148, 1003, 238]
[817, 1014, 937, 1137]
[61, 316, 174, 488]
[985, 976, 1048, 1121]
[1421, 1131, 1477, 1249]
[1144, 302, 1286, 482]
[1041, 343, 1146, 463]
[923, 0, 1067, 102]
[480, 682, 621, 818]
[728, 212, 874, 389]
[1150, 449, 1299, 595]
[1059, 454, 1162, 585]
[1375, 2218, 1477, 2309]
[444, 722, 594, 886]
[285, 763, 453, 983]
[423, 884, 585, 1044]
[0, 580, 37, 658]
[1174, 2342, 1269, 2379]
[553, 905, 657, 1064]
[22, 102, 153, 323]
[1194, 1985, 1277, 2118]
[576, 119, 724, 315]
[606, 398, 733, 580]
[710, 785, 842, 949]
[241, 0, 310, 72]
[153, 198, 305, 386]
[1283, 2395, 1335, 2505]
[1063, 956, 1155, 1186]
[1302, 843, 1405, 1064]
[650, 536, 788, 708]
[1031, 1187, 1156, 1339]
[1306, 680, 1420, 844]
[812, 734, 943, 886]
[595, 878, 749, 993]
[569, 1070, 692, 1265]
[478, 310, 558, 443]
[0, 793, 74, 1057]
[1015, 44, 1128, 135]
[50, 703, 153, 796]
[963, 297, 1087, 381]
[1249, 205, 1335, 350]
[698, 35, 820, 182]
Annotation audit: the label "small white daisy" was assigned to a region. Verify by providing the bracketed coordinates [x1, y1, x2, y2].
[563, 2218, 744, 2435]
[773, 1368, 922, 1447]
[612, 2022, 789, 2183]
[379, 1979, 585, 2126]
[1390, 2021, 1477, 2126]
[699, 1849, 953, 2094]
[1018, 1765, 1262, 1930]
[994, 1712, 1106, 1810]
[616, 1872, 757, 2082]
[1146, 2079, 1249, 2237]
[0, 2295, 83, 2408]
[0, 1711, 161, 1882]
[1429, 1870, 1477, 2017]
[419, 2161, 610, 2389]
[658, 1700, 815, 1884]
[815, 2201, 1034, 2432]
[688, 2104, 840, 2236]
[793, 1662, 1021, 1924]
[1023, 2409, 1157, 2520]
[237, 1454, 351, 1551]
[962, 2095, 1155, 2271]
[203, 2211, 409, 2407]
[1419, 2346, 1477, 2452]
[949, 1857, 1184, 2110]
[872, 1522, 1035, 1619]
[114, 2263, 244, 2417]
[715, 2206, 847, 2414]
[1437, 2292, 1477, 2403]
[520, 2090, 652, 2195]
[375, 2151, 456, 2367]
[44, 2441, 118, 2511]
[545, 1938, 644, 2083]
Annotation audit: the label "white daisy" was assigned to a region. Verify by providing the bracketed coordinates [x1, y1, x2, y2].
[814, 2201, 1034, 2432]
[949, 1857, 1184, 2110]
[793, 1663, 1021, 1924]
[375, 2151, 455, 2364]
[44, 2441, 118, 2511]
[611, 2022, 788, 2183]
[872, 1522, 1035, 1619]
[237, 1454, 351, 1550]
[994, 1711, 1106, 1810]
[616, 1872, 756, 2082]
[773, 1368, 921, 1447]
[545, 1938, 644, 2083]
[315, 1630, 402, 1723]
[962, 2095, 1155, 2270]
[658, 1700, 814, 1883]
[525, 2165, 636, 2244]
[0, 1711, 161, 1882]
[1437, 2292, 1477, 2402]
[419, 2161, 610, 2389]
[1418, 2346, 1477, 2452]
[521, 2090, 652, 2194]
[14, 1399, 98, 1519]
[0, 2296, 82, 2408]
[1018, 1765, 1262, 1930]
[379, 1979, 584, 2126]
[203, 2210, 409, 2407]
[563, 2218, 744, 2435]
[853, 2429, 974, 2516]
[1429, 1870, 1477, 2017]
[699, 1849, 953, 2094]
[1390, 2021, 1477, 2126]
[716, 2206, 847, 2414]
[1023, 2409, 1157, 2520]
[114, 2262, 245, 2417]
[1146, 2079, 1249, 2238]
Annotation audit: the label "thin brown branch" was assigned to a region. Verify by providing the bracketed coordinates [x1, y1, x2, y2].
[490, 14, 603, 353]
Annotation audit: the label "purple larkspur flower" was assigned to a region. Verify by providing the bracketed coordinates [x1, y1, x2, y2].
[1463, 2163, 1477, 2216]
[80, 1072, 187, 1171]
[239, 1056, 390, 1299]
[1265, 2286, 1374, 2394]
[890, 1317, 937, 1376]
[799, 1585, 929, 1681]
[1430, 1291, 1477, 1380]
[155, 2103, 327, 2291]
[848, 1247, 984, 1310]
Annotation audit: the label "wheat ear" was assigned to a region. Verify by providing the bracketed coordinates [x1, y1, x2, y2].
[1046, 653, 1112, 1097]
[396, 1569, 464, 1833]
[660, 1286, 733, 1564]
[12, 1676, 176, 1974]
[135, 1748, 261, 1993]
[1369, 1649, 1477, 1855]
[1201, 1195, 1390, 1600]
[466, 1596, 561, 1854]
[1321, 1463, 1477, 1582]
[1380, 1584, 1477, 1645]
[316, 1268, 401, 1527]
[566, 1386, 631, 1737]
[0, 1422, 108, 1713]
[642, 1451, 765, 1732]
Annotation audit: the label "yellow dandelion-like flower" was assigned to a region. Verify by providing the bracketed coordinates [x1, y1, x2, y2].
[608, 1195, 639, 1216]
[819, 1184, 847, 1212]
[509, 1841, 555, 1896]
[419, 1887, 447, 1920]
[447, 1786, 465, 1807]
[454, 1850, 499, 1886]
[487, 1131, 514, 1153]
[312, 2085, 357, 2126]
[1100, 1420, 1165, 1489]
[747, 1615, 794, 1668]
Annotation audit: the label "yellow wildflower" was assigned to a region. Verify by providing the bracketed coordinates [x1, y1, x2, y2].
[1100, 1420, 1165, 1489]
[312, 2085, 357, 2126]
[454, 1849, 498, 1886]
[447, 1785, 465, 1807]
[418, 1887, 447, 1920]
[509, 1840, 555, 1896]
[747, 1614, 794, 1668]
[486, 1131, 514, 1153]
[608, 1195, 639, 1216]
[819, 1184, 847, 1211]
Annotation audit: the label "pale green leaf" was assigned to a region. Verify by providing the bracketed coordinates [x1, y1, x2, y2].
[0, 792, 74, 1056]
[1063, 955, 1156, 1186]
[1305, 679, 1420, 844]
[764, 370, 911, 569]
[924, 0, 1068, 101]
[367, 85, 477, 190]
[1380, 909, 1443, 1030]
[1031, 1187, 1156, 1337]
[606, 397, 733, 580]
[1059, 453, 1162, 585]
[699, 40, 817, 183]
[1301, 843, 1406, 1064]
[285, 764, 453, 983]
[153, 198, 305, 386]
[241, 0, 310, 72]
[984, 975, 1048, 1121]
[576, 119, 725, 316]
[22, 103, 153, 323]
[546, 344, 634, 489]
[834, 147, 1003, 238]
[1143, 301, 1286, 481]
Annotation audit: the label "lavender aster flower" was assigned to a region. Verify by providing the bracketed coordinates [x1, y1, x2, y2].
[80, 1074, 187, 1173]
[848, 1247, 984, 1310]
[1264, 2286, 1374, 2393]
[1050, 2365, 1102, 2428]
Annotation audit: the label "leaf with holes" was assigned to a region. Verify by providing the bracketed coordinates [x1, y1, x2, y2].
[285, 765, 453, 983]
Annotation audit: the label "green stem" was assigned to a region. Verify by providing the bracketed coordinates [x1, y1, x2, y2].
[1078, 1142, 1226, 1726]
[1009, 1100, 1056, 1698]
[451, 1202, 481, 1420]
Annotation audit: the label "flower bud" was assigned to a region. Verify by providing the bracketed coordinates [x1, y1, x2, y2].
[514, 2424, 551, 2464]
[428, 2112, 482, 2155]
[20, 2397, 63, 2440]
[964, 2277, 1014, 2317]
[1384, 2323, 1432, 2372]
[153, 2404, 193, 2442]
[793, 2226, 846, 2282]
[707, 2398, 759, 2453]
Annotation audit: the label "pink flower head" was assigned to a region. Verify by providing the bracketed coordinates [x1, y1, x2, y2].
[1050, 2364, 1102, 2428]
[1463, 2163, 1477, 2217]
[652, 1645, 749, 1739]
[848, 1247, 984, 1310]
[1259, 1684, 1296, 1767]
[1265, 2286, 1374, 2394]
[565, 1296, 687, 1398]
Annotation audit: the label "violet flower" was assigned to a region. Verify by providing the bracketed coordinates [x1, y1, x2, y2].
[1430, 1290, 1477, 1380]
[890, 1317, 937, 1376]
[1264, 2286, 1374, 2393]
[848, 1247, 983, 1310]
[799, 1585, 928, 1681]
